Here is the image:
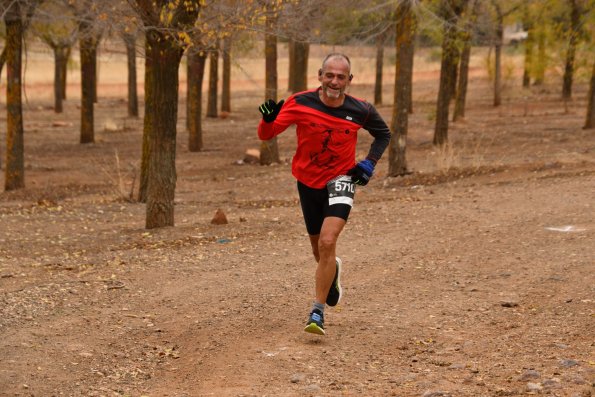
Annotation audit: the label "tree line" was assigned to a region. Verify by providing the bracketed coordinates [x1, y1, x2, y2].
[1, 0, 594, 229]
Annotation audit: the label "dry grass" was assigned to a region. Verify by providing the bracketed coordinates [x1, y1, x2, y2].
[6, 41, 495, 104]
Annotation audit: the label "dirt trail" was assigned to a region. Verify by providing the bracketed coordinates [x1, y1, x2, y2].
[1, 50, 594, 396]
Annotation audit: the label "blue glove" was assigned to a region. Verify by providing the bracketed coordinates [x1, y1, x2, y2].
[258, 99, 284, 123]
[347, 159, 375, 186]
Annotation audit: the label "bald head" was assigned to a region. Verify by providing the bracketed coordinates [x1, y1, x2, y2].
[321, 53, 351, 74]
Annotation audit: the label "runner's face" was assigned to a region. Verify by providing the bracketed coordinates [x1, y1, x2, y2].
[319, 58, 351, 99]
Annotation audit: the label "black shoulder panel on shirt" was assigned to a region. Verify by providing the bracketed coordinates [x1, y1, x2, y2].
[294, 90, 369, 125]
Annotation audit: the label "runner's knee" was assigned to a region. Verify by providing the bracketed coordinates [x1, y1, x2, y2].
[317, 234, 337, 253]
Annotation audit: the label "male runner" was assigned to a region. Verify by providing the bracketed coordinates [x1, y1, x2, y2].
[257, 53, 391, 335]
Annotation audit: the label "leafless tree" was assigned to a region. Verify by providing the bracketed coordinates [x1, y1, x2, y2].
[585, 58, 595, 129]
[31, 1, 78, 113]
[67, 0, 108, 144]
[279, 1, 322, 94]
[453, 0, 479, 121]
[206, 41, 219, 118]
[128, 0, 201, 228]
[260, 1, 280, 165]
[388, 0, 416, 176]
[562, 0, 585, 99]
[4, 0, 26, 190]
[521, 1, 535, 87]
[187, 46, 207, 151]
[2, 0, 42, 190]
[184, 1, 264, 153]
[434, 0, 468, 146]
[122, 31, 139, 117]
[221, 35, 232, 113]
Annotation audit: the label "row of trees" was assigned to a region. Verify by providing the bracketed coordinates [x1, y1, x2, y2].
[1, 0, 594, 229]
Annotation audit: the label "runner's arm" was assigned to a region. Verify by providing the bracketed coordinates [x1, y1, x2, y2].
[258, 96, 297, 140]
[362, 104, 392, 164]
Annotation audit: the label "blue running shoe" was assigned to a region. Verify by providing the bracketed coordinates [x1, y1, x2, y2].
[326, 257, 342, 306]
[304, 309, 325, 335]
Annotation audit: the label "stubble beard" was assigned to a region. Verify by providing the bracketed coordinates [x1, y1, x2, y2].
[324, 86, 343, 99]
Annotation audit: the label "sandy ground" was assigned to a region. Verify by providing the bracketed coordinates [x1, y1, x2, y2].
[0, 45, 594, 396]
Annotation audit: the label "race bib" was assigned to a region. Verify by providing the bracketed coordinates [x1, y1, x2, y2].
[327, 175, 355, 207]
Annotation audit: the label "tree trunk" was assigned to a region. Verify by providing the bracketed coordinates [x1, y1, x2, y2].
[93, 44, 99, 103]
[0, 0, 37, 86]
[265, 19, 277, 101]
[434, 0, 465, 146]
[221, 36, 231, 113]
[453, 0, 478, 121]
[584, 59, 595, 129]
[291, 41, 309, 93]
[144, 32, 184, 229]
[522, 5, 533, 87]
[288, 39, 295, 92]
[261, 7, 280, 165]
[123, 34, 138, 117]
[206, 45, 219, 118]
[139, 39, 153, 203]
[53, 46, 69, 113]
[562, 0, 580, 99]
[493, 45, 501, 106]
[0, 47, 6, 84]
[448, 46, 460, 103]
[260, 138, 280, 165]
[408, 21, 416, 114]
[1, 40, 6, 170]
[79, 33, 98, 144]
[187, 49, 207, 152]
[4, 2, 25, 190]
[534, 27, 546, 85]
[388, 0, 415, 176]
[134, 0, 200, 220]
[493, 7, 503, 107]
[374, 33, 384, 106]
[60, 47, 70, 100]
[453, 34, 471, 121]
[523, 31, 534, 87]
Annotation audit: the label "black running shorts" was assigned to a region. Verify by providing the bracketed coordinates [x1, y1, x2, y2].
[297, 181, 352, 235]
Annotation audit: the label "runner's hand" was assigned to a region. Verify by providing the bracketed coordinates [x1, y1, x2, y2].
[347, 159, 375, 186]
[258, 99, 284, 123]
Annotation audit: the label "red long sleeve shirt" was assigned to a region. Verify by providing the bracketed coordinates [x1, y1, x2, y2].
[258, 88, 391, 189]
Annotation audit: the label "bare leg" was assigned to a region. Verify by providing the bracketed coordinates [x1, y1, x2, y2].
[309, 216, 345, 304]
[308, 234, 320, 262]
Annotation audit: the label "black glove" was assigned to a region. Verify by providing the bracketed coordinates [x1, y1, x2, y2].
[258, 99, 284, 123]
[347, 159, 375, 186]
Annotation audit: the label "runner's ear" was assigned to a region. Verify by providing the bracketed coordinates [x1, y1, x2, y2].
[318, 69, 322, 76]
[349, 74, 353, 81]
